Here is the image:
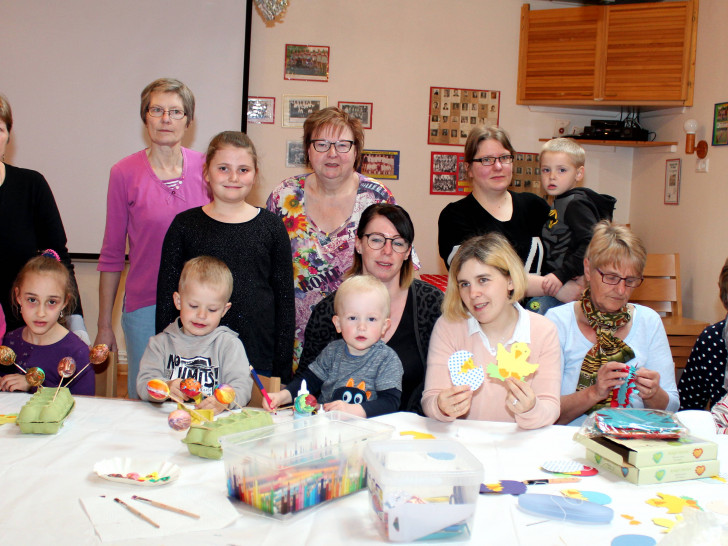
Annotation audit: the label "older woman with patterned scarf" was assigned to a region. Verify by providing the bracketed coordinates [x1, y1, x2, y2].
[546, 221, 679, 425]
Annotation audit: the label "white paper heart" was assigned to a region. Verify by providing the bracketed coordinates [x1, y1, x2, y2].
[447, 350, 484, 390]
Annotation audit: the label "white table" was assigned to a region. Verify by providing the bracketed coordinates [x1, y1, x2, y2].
[1, 392, 726, 545]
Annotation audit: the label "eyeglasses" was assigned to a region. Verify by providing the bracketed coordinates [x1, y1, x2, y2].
[363, 233, 411, 253]
[147, 106, 186, 120]
[311, 140, 354, 153]
[471, 154, 514, 166]
[596, 268, 644, 288]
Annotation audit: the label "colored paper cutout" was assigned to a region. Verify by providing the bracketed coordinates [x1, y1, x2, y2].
[561, 489, 611, 505]
[646, 493, 702, 514]
[542, 460, 598, 476]
[447, 350, 484, 390]
[611, 535, 656, 546]
[176, 403, 214, 425]
[652, 515, 682, 533]
[486, 342, 539, 381]
[480, 480, 527, 496]
[0, 413, 17, 425]
[611, 363, 637, 407]
[400, 430, 436, 440]
[620, 514, 643, 525]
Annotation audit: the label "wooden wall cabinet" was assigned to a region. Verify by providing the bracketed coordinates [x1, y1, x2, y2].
[517, 0, 698, 107]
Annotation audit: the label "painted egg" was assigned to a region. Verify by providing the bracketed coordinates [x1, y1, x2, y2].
[294, 393, 318, 414]
[180, 378, 201, 398]
[214, 384, 236, 405]
[89, 344, 110, 365]
[168, 409, 192, 431]
[146, 379, 170, 401]
[0, 346, 16, 366]
[57, 357, 77, 378]
[26, 367, 46, 387]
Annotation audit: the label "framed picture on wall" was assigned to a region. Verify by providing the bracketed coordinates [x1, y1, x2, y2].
[247, 97, 275, 124]
[338, 101, 373, 129]
[359, 149, 399, 179]
[712, 101, 728, 146]
[282, 94, 328, 127]
[664, 158, 681, 205]
[285, 140, 306, 168]
[430, 151, 469, 195]
[428, 87, 500, 146]
[284, 44, 330, 82]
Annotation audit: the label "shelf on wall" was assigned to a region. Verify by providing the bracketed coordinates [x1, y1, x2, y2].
[539, 139, 678, 152]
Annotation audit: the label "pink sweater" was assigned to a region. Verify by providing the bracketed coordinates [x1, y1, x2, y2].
[98, 148, 209, 312]
[422, 308, 561, 429]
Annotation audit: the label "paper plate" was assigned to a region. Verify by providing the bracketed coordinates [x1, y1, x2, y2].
[93, 457, 180, 486]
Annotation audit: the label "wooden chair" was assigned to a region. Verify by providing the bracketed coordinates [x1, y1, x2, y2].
[629, 253, 708, 370]
[94, 351, 118, 398]
[247, 375, 281, 408]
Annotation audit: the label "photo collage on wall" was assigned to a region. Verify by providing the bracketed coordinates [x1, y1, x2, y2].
[428, 87, 500, 146]
[430, 152, 468, 195]
[512, 152, 544, 198]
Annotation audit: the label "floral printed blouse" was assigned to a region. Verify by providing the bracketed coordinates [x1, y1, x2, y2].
[266, 173, 413, 369]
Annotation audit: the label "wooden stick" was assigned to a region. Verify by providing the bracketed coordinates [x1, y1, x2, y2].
[168, 393, 213, 423]
[131, 495, 200, 519]
[114, 497, 159, 528]
[63, 362, 91, 389]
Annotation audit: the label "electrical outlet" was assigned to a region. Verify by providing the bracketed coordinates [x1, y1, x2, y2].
[696, 158, 709, 173]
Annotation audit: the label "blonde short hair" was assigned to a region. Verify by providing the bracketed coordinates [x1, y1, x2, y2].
[334, 275, 390, 317]
[442, 233, 527, 321]
[303, 107, 364, 169]
[540, 137, 586, 168]
[585, 221, 647, 276]
[178, 256, 233, 302]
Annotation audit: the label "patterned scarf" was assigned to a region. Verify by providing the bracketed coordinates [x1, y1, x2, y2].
[578, 287, 635, 411]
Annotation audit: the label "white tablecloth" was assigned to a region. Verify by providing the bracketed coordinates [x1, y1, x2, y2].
[1, 392, 726, 545]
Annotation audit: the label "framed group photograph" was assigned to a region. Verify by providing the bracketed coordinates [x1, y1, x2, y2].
[511, 152, 544, 198]
[664, 158, 681, 205]
[338, 101, 373, 129]
[247, 97, 275, 124]
[359, 149, 399, 180]
[429, 151, 469, 195]
[284, 44, 330, 82]
[282, 95, 328, 128]
[428, 87, 500, 146]
[713, 101, 728, 146]
[285, 140, 306, 168]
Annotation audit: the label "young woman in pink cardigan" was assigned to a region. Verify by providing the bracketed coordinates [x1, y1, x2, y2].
[422, 233, 561, 428]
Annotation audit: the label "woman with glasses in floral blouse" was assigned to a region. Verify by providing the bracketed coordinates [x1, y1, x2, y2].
[266, 107, 412, 371]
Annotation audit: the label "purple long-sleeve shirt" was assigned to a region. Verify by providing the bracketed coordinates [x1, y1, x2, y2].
[97, 148, 209, 312]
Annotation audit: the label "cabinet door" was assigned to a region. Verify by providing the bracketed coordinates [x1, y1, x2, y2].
[603, 1, 697, 104]
[517, 5, 604, 103]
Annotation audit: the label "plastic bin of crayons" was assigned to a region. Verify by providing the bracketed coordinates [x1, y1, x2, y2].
[363, 440, 483, 542]
[220, 410, 394, 518]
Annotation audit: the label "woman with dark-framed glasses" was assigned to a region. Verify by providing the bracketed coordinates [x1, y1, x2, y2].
[267, 107, 413, 370]
[299, 204, 441, 414]
[546, 221, 679, 425]
[96, 78, 209, 399]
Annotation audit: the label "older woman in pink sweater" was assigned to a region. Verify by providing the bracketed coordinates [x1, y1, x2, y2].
[422, 233, 561, 429]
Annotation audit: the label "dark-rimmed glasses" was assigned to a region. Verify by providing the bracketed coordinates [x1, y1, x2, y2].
[471, 154, 514, 166]
[311, 140, 354, 153]
[363, 233, 410, 253]
[596, 268, 644, 288]
[147, 106, 186, 120]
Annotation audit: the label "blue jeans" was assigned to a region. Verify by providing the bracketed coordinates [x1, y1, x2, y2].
[121, 304, 156, 399]
[526, 296, 563, 316]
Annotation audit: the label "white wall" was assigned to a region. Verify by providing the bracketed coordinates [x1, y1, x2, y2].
[630, 0, 726, 323]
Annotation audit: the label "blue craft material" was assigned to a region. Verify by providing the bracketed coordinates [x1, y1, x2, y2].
[611, 534, 656, 546]
[518, 494, 614, 523]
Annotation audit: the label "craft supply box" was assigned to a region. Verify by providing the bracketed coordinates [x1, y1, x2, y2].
[220, 411, 393, 518]
[575, 433, 719, 485]
[363, 440, 483, 542]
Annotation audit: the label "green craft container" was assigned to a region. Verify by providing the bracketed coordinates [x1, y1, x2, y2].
[16, 387, 75, 434]
[182, 409, 274, 459]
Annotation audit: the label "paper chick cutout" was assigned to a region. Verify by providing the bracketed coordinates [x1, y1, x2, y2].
[652, 515, 682, 533]
[486, 342, 539, 382]
[611, 362, 637, 407]
[400, 430, 436, 440]
[447, 350, 485, 390]
[646, 493, 702, 515]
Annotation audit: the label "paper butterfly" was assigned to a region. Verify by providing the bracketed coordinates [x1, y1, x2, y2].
[486, 342, 539, 381]
[611, 362, 637, 407]
[447, 350, 485, 390]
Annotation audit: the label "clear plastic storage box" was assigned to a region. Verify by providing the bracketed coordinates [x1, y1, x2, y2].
[363, 440, 483, 542]
[220, 411, 394, 518]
